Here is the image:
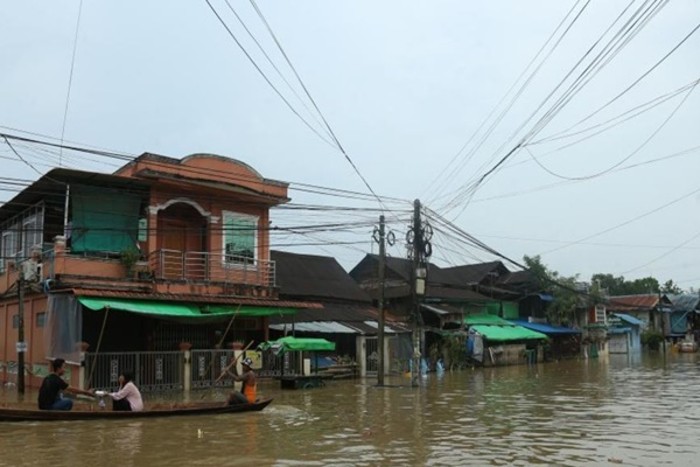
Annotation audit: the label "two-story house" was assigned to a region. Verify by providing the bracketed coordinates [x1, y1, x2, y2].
[0, 153, 317, 390]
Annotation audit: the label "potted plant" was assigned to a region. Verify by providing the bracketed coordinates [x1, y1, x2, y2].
[178, 341, 193, 351]
[120, 248, 141, 278]
[231, 341, 245, 350]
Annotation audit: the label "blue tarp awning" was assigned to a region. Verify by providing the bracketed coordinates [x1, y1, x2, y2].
[608, 327, 632, 335]
[611, 313, 644, 327]
[509, 320, 581, 335]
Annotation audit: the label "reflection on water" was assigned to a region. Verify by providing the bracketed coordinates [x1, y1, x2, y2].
[2, 352, 699, 466]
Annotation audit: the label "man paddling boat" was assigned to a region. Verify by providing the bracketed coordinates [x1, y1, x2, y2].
[226, 357, 257, 404]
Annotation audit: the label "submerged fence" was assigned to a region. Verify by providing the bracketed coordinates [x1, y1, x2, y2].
[85, 351, 184, 392]
[85, 349, 303, 393]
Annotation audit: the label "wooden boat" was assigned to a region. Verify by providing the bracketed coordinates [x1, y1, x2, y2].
[0, 398, 272, 422]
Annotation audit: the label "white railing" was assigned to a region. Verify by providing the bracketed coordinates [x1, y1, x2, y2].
[149, 249, 276, 287]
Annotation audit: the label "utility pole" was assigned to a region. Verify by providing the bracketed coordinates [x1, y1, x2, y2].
[408, 199, 432, 388]
[17, 272, 25, 395]
[373, 215, 395, 386]
[376, 215, 386, 386]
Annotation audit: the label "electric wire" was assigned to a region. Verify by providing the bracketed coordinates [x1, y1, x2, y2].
[59, 0, 84, 167]
[246, 0, 386, 211]
[425, 0, 591, 205]
[201, 0, 337, 149]
[526, 79, 697, 181]
[537, 185, 700, 256]
[439, 1, 690, 216]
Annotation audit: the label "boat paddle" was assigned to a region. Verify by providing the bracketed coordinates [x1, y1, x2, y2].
[214, 340, 255, 383]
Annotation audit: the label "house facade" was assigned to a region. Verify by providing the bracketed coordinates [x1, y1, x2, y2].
[350, 255, 559, 367]
[269, 250, 409, 377]
[0, 153, 315, 390]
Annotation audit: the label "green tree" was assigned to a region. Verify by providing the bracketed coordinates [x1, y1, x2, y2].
[590, 273, 660, 295]
[523, 255, 581, 325]
[591, 273, 625, 295]
[660, 279, 683, 294]
[627, 277, 660, 294]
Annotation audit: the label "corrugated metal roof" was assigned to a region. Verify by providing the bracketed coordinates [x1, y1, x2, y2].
[0, 168, 150, 222]
[611, 313, 644, 327]
[669, 294, 700, 313]
[607, 294, 667, 311]
[270, 321, 358, 334]
[269, 320, 406, 335]
[68, 288, 322, 309]
[509, 320, 581, 335]
[270, 302, 382, 323]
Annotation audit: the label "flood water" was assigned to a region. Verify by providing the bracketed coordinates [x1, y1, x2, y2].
[2, 352, 700, 466]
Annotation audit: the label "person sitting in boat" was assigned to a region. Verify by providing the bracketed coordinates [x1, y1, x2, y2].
[108, 371, 144, 412]
[227, 357, 257, 405]
[38, 358, 95, 411]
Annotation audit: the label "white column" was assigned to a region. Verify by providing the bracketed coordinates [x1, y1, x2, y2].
[356, 336, 366, 377]
[183, 350, 191, 393]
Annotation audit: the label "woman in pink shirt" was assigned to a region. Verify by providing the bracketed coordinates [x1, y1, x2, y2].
[109, 371, 144, 412]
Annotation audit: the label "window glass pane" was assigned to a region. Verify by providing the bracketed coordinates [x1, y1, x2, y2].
[222, 211, 257, 263]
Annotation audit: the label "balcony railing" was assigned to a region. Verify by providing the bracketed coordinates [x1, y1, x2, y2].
[148, 249, 276, 287]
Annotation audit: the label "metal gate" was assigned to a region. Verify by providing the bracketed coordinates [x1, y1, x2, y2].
[85, 351, 184, 392]
[190, 350, 235, 388]
[365, 337, 378, 375]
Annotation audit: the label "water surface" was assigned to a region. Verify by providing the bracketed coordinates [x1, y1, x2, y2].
[1, 352, 698, 466]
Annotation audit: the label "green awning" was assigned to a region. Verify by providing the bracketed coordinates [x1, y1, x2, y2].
[78, 298, 298, 319]
[471, 324, 547, 342]
[464, 313, 511, 326]
[259, 336, 336, 353]
[465, 313, 547, 342]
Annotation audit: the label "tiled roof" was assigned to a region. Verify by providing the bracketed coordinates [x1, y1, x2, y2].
[271, 250, 371, 302]
[67, 288, 322, 309]
[441, 261, 509, 285]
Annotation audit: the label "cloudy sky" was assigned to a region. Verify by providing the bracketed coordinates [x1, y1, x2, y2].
[1, 1, 699, 286]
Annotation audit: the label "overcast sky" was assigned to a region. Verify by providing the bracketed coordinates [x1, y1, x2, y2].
[1, 1, 699, 287]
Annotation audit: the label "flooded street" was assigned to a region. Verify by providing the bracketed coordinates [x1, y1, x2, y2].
[2, 353, 700, 466]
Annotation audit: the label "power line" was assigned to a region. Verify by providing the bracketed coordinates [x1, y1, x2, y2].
[439, 1, 691, 215]
[201, 0, 337, 149]
[220, 0, 331, 136]
[531, 77, 700, 146]
[525, 73, 698, 181]
[425, 0, 590, 205]
[59, 0, 84, 167]
[246, 0, 386, 210]
[0, 130, 410, 205]
[468, 144, 700, 203]
[618, 229, 700, 275]
[538, 185, 700, 256]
